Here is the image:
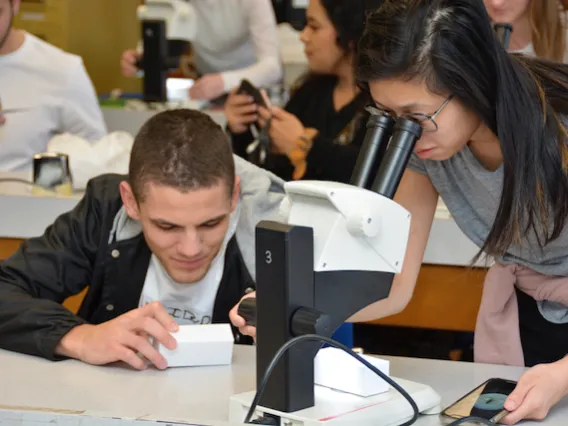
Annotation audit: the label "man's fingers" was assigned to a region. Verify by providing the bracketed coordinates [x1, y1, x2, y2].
[230, 308, 246, 328]
[144, 301, 178, 332]
[125, 333, 168, 370]
[239, 326, 256, 338]
[115, 345, 148, 371]
[136, 316, 176, 350]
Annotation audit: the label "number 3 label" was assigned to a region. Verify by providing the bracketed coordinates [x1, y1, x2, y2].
[265, 250, 272, 264]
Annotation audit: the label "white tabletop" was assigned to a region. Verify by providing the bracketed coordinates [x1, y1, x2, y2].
[0, 346, 566, 425]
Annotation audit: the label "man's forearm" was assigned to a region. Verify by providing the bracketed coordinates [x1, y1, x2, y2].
[54, 324, 92, 360]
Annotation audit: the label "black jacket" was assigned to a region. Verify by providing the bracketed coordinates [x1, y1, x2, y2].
[0, 174, 255, 361]
[231, 75, 369, 183]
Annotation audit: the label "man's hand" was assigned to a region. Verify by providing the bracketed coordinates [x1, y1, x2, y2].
[229, 291, 257, 340]
[121, 49, 141, 78]
[56, 302, 179, 370]
[189, 74, 225, 100]
[501, 357, 568, 424]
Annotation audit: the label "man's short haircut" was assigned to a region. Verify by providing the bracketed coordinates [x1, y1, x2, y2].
[129, 109, 235, 202]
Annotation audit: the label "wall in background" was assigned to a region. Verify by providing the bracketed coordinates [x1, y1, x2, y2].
[15, 0, 143, 95]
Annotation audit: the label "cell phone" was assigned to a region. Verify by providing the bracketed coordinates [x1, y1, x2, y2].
[237, 79, 267, 108]
[441, 378, 517, 424]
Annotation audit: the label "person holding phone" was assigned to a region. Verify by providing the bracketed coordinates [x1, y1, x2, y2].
[484, 0, 568, 62]
[225, 0, 383, 183]
[121, 0, 282, 101]
[231, 0, 568, 423]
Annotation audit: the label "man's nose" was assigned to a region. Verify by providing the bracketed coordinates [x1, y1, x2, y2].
[176, 230, 202, 258]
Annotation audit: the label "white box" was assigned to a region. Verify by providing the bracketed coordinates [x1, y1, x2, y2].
[154, 323, 234, 368]
[314, 347, 390, 397]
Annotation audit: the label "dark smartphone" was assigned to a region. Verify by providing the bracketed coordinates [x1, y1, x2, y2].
[237, 79, 267, 108]
[441, 378, 517, 424]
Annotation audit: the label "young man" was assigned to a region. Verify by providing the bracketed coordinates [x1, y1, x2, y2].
[0, 0, 106, 171]
[0, 109, 285, 370]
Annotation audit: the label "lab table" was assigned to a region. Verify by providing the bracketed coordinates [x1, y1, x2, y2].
[0, 345, 566, 426]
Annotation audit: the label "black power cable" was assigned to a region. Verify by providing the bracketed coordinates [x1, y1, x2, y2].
[244, 334, 420, 425]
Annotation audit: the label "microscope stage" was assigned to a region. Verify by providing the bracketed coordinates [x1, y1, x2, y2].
[229, 376, 442, 426]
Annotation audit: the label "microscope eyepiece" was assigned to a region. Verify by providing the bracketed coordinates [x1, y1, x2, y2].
[371, 117, 423, 199]
[350, 113, 395, 189]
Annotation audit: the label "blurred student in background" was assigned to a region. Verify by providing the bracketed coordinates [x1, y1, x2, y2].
[225, 0, 383, 183]
[0, 0, 106, 172]
[121, 0, 282, 101]
[484, 0, 568, 61]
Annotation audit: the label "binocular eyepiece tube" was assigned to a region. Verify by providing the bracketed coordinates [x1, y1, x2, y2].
[350, 114, 423, 200]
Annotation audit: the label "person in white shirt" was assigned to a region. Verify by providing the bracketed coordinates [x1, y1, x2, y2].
[121, 0, 283, 101]
[0, 0, 107, 172]
[484, 0, 568, 62]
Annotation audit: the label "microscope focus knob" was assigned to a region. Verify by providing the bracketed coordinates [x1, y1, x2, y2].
[346, 207, 380, 238]
[291, 307, 334, 337]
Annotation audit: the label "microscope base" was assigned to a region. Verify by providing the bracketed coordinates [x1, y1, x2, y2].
[229, 377, 442, 426]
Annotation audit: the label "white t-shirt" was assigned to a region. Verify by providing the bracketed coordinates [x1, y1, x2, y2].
[0, 33, 107, 171]
[189, 0, 282, 91]
[139, 203, 241, 325]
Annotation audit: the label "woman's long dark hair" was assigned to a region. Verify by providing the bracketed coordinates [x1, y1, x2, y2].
[320, 0, 382, 57]
[357, 0, 568, 258]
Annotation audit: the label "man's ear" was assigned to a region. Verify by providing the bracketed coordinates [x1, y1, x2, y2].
[231, 176, 241, 211]
[119, 181, 141, 220]
[13, 0, 21, 15]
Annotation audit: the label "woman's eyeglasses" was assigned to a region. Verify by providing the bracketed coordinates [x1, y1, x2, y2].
[365, 95, 453, 133]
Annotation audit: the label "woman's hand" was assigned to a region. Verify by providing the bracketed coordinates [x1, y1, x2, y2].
[258, 105, 305, 154]
[501, 357, 568, 424]
[224, 88, 259, 134]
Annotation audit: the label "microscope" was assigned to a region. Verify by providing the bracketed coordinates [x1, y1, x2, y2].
[228, 112, 442, 426]
[136, 0, 197, 102]
[227, 22, 515, 425]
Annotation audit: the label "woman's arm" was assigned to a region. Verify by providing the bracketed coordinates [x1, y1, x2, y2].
[350, 169, 439, 322]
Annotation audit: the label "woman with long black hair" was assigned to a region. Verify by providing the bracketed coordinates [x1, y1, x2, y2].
[351, 0, 568, 423]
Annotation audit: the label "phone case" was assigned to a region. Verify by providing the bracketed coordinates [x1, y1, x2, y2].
[238, 79, 267, 108]
[441, 378, 517, 424]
